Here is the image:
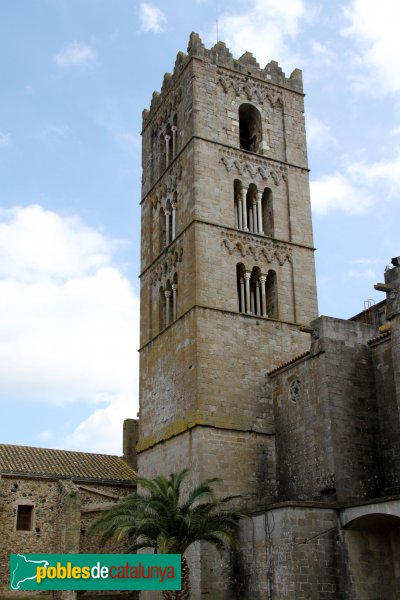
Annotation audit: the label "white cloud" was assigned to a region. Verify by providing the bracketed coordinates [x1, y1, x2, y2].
[139, 3, 167, 33]
[310, 173, 373, 215]
[306, 115, 337, 149]
[342, 0, 400, 92]
[38, 125, 69, 139]
[0, 132, 10, 147]
[0, 205, 139, 453]
[311, 147, 400, 215]
[346, 257, 384, 283]
[38, 430, 54, 442]
[350, 257, 381, 265]
[348, 153, 400, 192]
[345, 267, 378, 281]
[310, 41, 335, 65]
[64, 393, 136, 454]
[0, 205, 112, 281]
[53, 42, 96, 68]
[206, 0, 307, 72]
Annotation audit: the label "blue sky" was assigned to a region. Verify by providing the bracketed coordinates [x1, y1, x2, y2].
[0, 0, 399, 454]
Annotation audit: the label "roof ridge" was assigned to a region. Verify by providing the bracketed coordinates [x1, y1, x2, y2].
[0, 443, 136, 481]
[0, 442, 120, 459]
[268, 350, 310, 376]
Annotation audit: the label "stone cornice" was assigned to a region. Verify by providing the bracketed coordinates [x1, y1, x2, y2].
[140, 218, 315, 279]
[139, 303, 304, 352]
[136, 413, 275, 454]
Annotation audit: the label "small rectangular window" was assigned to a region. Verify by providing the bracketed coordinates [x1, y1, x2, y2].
[16, 505, 34, 531]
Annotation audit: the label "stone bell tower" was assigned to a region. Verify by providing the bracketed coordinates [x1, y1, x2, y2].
[137, 32, 318, 596]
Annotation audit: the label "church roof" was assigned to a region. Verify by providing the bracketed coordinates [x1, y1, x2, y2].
[0, 444, 136, 482]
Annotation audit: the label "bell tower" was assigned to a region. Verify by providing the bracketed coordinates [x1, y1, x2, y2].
[137, 32, 318, 596]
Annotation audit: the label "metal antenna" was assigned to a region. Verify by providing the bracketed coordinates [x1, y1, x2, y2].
[216, 19, 219, 43]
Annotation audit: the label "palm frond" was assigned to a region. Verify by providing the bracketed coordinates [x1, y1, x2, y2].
[89, 468, 243, 558]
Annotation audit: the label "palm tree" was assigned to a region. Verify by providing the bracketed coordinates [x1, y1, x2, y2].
[89, 469, 243, 599]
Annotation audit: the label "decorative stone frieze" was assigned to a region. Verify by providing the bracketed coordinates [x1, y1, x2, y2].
[150, 161, 182, 208]
[148, 241, 184, 285]
[220, 149, 288, 184]
[217, 70, 284, 107]
[221, 230, 292, 265]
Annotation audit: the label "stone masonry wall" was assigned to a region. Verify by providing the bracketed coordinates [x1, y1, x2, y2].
[137, 427, 276, 600]
[313, 318, 381, 501]
[190, 56, 308, 169]
[0, 476, 134, 595]
[138, 32, 320, 600]
[239, 506, 347, 600]
[0, 476, 60, 592]
[273, 352, 333, 501]
[138, 306, 311, 457]
[343, 526, 400, 599]
[272, 317, 382, 503]
[371, 335, 400, 492]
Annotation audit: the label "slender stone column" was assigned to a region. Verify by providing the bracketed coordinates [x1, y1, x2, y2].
[248, 208, 253, 232]
[255, 281, 261, 316]
[165, 135, 171, 166]
[165, 210, 171, 245]
[244, 272, 251, 314]
[237, 195, 243, 229]
[256, 191, 264, 234]
[171, 203, 177, 240]
[241, 188, 248, 231]
[172, 284, 177, 321]
[240, 277, 245, 312]
[252, 199, 257, 233]
[165, 290, 171, 327]
[171, 126, 177, 159]
[260, 275, 267, 316]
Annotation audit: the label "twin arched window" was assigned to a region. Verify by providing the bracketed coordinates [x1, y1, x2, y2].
[159, 274, 178, 330]
[158, 191, 178, 251]
[236, 263, 277, 318]
[151, 114, 178, 183]
[234, 180, 273, 236]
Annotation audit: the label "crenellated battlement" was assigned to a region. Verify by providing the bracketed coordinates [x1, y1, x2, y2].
[142, 31, 303, 128]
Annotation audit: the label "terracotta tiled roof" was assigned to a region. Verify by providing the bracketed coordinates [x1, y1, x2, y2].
[368, 330, 391, 345]
[0, 444, 135, 482]
[268, 351, 310, 376]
